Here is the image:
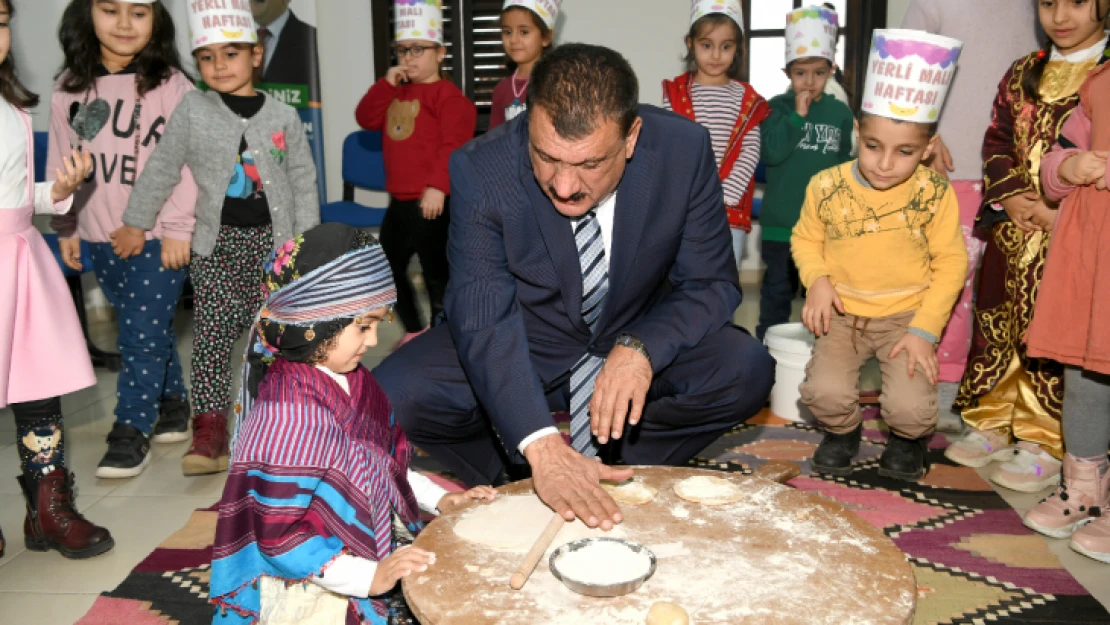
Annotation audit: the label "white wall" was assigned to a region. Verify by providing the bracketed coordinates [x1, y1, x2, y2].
[555, 0, 688, 105]
[887, 0, 912, 28]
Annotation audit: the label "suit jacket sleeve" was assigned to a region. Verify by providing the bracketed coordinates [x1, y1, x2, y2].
[624, 130, 742, 372]
[444, 151, 555, 454]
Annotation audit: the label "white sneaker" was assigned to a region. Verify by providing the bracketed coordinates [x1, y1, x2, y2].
[990, 442, 1062, 493]
[944, 430, 1015, 468]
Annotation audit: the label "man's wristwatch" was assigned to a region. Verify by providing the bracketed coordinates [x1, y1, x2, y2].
[616, 333, 652, 369]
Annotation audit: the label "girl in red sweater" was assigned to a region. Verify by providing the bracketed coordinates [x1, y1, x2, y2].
[356, 0, 476, 348]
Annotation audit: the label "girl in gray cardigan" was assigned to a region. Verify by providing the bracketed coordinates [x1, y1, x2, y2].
[114, 26, 320, 478]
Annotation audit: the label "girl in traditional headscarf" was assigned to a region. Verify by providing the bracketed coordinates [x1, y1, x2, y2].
[210, 223, 494, 625]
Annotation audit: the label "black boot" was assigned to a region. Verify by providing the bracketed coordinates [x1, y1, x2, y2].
[812, 426, 862, 476]
[879, 435, 930, 482]
[1, 525, 5, 558]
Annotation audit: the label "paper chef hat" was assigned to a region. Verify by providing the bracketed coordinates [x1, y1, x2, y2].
[186, 0, 257, 51]
[395, 0, 445, 45]
[502, 0, 562, 30]
[862, 29, 964, 124]
[690, 0, 744, 32]
[785, 6, 839, 65]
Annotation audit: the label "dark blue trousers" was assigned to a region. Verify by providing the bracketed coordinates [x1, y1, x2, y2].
[89, 240, 187, 434]
[375, 323, 775, 486]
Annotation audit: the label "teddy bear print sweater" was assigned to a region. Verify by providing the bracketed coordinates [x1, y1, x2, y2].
[356, 78, 477, 201]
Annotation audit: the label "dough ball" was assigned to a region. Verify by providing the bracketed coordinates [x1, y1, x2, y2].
[673, 476, 745, 506]
[646, 601, 690, 625]
[602, 479, 659, 506]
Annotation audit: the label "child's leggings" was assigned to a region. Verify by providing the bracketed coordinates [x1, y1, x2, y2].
[189, 225, 271, 415]
[11, 397, 65, 482]
[1062, 367, 1110, 458]
[89, 240, 188, 435]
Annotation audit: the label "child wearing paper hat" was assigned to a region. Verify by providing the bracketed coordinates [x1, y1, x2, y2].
[489, 0, 561, 129]
[50, 0, 198, 480]
[755, 5, 854, 341]
[118, 0, 320, 477]
[662, 0, 768, 274]
[791, 29, 968, 482]
[355, 1, 477, 348]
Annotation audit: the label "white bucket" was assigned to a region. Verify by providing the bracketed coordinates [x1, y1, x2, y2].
[764, 323, 816, 423]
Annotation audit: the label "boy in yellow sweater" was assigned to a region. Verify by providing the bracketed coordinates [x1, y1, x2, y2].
[793, 30, 967, 481]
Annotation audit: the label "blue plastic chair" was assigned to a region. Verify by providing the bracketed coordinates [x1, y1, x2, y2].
[34, 131, 122, 371]
[319, 130, 388, 228]
[751, 162, 767, 219]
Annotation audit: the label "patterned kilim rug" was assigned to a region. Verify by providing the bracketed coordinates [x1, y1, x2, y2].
[76, 410, 1110, 624]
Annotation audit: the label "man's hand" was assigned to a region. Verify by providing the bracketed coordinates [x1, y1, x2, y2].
[162, 236, 192, 270]
[109, 225, 146, 259]
[889, 332, 938, 386]
[50, 148, 93, 202]
[524, 433, 633, 529]
[801, 276, 844, 336]
[925, 135, 954, 179]
[369, 546, 435, 596]
[436, 486, 497, 514]
[421, 187, 446, 220]
[1000, 192, 1040, 233]
[795, 91, 813, 118]
[589, 344, 651, 445]
[1059, 150, 1108, 187]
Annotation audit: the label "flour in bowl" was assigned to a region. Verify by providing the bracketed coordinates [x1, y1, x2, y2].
[554, 541, 653, 586]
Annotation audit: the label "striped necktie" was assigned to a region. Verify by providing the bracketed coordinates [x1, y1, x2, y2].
[569, 210, 609, 456]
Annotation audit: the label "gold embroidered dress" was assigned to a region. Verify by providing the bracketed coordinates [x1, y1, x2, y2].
[955, 41, 1109, 458]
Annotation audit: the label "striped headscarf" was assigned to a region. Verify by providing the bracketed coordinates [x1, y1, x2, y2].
[236, 223, 397, 444]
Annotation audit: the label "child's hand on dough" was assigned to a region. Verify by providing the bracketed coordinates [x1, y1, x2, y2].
[437, 486, 497, 514]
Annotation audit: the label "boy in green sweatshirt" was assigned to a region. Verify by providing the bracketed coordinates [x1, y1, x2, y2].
[756, 5, 854, 340]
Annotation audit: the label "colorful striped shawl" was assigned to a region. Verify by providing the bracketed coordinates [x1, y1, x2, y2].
[210, 360, 419, 625]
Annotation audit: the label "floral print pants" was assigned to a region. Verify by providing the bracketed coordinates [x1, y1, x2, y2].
[190, 225, 272, 415]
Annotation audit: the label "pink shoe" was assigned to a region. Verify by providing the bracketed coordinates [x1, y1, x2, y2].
[1023, 455, 1110, 539]
[392, 329, 428, 352]
[989, 442, 1062, 493]
[944, 429, 1014, 468]
[1071, 514, 1110, 564]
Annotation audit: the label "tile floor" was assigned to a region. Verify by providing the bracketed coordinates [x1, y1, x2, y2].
[0, 286, 1106, 624]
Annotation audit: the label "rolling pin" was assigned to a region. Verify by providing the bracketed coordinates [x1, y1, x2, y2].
[509, 512, 566, 590]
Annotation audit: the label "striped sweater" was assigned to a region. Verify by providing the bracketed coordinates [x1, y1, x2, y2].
[663, 81, 761, 209]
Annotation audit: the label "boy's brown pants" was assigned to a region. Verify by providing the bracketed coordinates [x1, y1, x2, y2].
[800, 311, 938, 440]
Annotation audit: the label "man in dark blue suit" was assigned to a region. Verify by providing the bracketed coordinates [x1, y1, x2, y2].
[375, 44, 774, 529]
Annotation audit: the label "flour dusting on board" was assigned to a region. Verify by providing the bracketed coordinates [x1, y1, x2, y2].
[408, 471, 915, 625]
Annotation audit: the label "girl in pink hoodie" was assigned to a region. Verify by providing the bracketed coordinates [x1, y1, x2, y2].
[47, 0, 198, 479]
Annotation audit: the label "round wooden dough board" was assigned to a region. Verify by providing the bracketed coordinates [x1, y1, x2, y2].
[403, 466, 915, 625]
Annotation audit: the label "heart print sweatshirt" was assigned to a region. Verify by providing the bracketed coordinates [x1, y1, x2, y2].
[47, 67, 198, 243]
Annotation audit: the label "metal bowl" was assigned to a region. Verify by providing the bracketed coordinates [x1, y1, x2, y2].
[549, 537, 657, 598]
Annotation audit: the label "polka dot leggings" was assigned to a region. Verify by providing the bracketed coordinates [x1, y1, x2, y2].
[89, 239, 188, 435]
[190, 225, 272, 415]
